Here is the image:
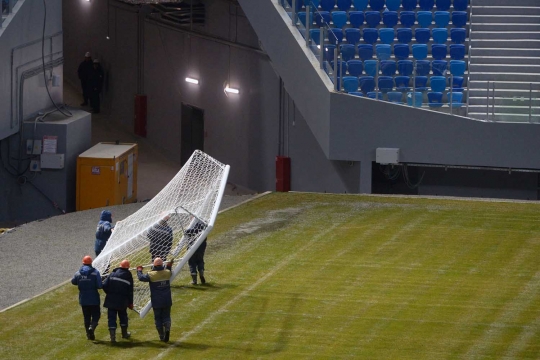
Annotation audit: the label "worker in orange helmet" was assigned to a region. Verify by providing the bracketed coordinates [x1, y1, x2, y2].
[103, 259, 134, 343]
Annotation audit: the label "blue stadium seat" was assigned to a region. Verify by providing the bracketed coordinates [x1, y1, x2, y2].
[432, 60, 447, 75]
[298, 12, 311, 27]
[320, 0, 336, 11]
[430, 76, 446, 92]
[452, 11, 467, 27]
[428, 92, 444, 107]
[419, 0, 434, 10]
[434, 11, 450, 27]
[353, 0, 369, 10]
[383, 11, 399, 28]
[337, 0, 353, 10]
[358, 44, 374, 59]
[450, 76, 464, 91]
[365, 11, 382, 27]
[310, 29, 321, 44]
[407, 91, 423, 107]
[417, 11, 432, 27]
[286, 0, 303, 12]
[329, 28, 344, 44]
[432, 28, 448, 44]
[450, 44, 465, 60]
[341, 44, 356, 61]
[386, 0, 401, 11]
[315, 11, 331, 27]
[347, 60, 364, 76]
[450, 60, 465, 76]
[367, 91, 384, 99]
[360, 76, 376, 93]
[450, 28, 466, 44]
[376, 44, 392, 60]
[416, 60, 431, 76]
[349, 91, 365, 97]
[345, 28, 362, 44]
[398, 60, 414, 75]
[435, 0, 450, 10]
[343, 76, 360, 92]
[349, 11, 365, 27]
[432, 44, 447, 60]
[395, 76, 411, 91]
[364, 60, 378, 76]
[402, 0, 417, 11]
[332, 11, 348, 28]
[397, 28, 413, 43]
[324, 44, 337, 61]
[380, 60, 397, 75]
[414, 76, 428, 91]
[394, 44, 410, 60]
[305, 0, 321, 7]
[400, 12, 416, 27]
[379, 28, 395, 44]
[415, 28, 431, 44]
[450, 92, 464, 107]
[331, 60, 348, 75]
[412, 44, 427, 59]
[453, 0, 468, 11]
[388, 91, 404, 103]
[370, 0, 385, 11]
[378, 76, 394, 92]
[363, 28, 379, 44]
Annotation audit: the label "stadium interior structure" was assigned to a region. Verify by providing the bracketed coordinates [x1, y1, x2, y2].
[1, 0, 540, 224]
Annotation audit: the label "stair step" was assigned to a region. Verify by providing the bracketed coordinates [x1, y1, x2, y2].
[472, 31, 540, 41]
[472, 0, 540, 8]
[472, 23, 540, 32]
[469, 97, 540, 106]
[470, 56, 540, 65]
[470, 48, 540, 58]
[470, 73, 540, 82]
[469, 89, 540, 98]
[467, 113, 539, 122]
[470, 64, 540, 74]
[472, 15, 540, 24]
[470, 39, 540, 49]
[472, 6, 540, 16]
[469, 81, 540, 90]
[468, 105, 540, 115]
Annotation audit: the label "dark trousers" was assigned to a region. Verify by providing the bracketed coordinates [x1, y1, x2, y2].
[81, 305, 101, 327]
[107, 308, 128, 329]
[153, 307, 171, 328]
[81, 80, 89, 104]
[188, 253, 205, 275]
[90, 90, 100, 112]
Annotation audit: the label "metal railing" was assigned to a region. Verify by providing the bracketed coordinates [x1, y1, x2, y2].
[1, 0, 20, 28]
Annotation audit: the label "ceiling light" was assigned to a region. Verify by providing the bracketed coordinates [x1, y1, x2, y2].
[185, 77, 199, 85]
[224, 86, 239, 94]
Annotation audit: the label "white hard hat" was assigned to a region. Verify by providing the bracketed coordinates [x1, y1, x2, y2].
[85, 52, 91, 57]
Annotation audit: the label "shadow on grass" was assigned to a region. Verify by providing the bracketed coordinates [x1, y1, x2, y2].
[170, 283, 238, 292]
[92, 339, 171, 349]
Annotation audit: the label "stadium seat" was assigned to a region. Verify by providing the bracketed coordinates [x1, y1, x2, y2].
[402, 0, 417, 11]
[419, 0, 434, 10]
[310, 29, 321, 44]
[379, 28, 395, 45]
[347, 60, 364, 76]
[369, 0, 385, 11]
[331, 60, 348, 76]
[449, 60, 465, 76]
[432, 44, 447, 60]
[383, 11, 399, 28]
[376, 44, 392, 60]
[365, 11, 382, 27]
[364, 59, 378, 76]
[416, 60, 431, 76]
[397, 28, 413, 43]
[394, 44, 410, 60]
[449, 92, 464, 107]
[337, 0, 353, 10]
[432, 60, 447, 76]
[415, 28, 431, 44]
[315, 11, 331, 27]
[434, 11, 450, 27]
[367, 91, 384, 99]
[353, 0, 369, 10]
[324, 44, 337, 61]
[435, 0, 450, 11]
[360, 76, 376, 93]
[432, 28, 448, 44]
[380, 60, 397, 75]
[395, 76, 411, 91]
[414, 76, 428, 91]
[343, 76, 360, 92]
[305, 0, 321, 7]
[400, 12, 416, 27]
[450, 76, 464, 91]
[358, 44, 374, 59]
[386, 0, 401, 11]
[286, 0, 303, 12]
[450, 28, 466, 44]
[452, 11, 467, 27]
[341, 44, 356, 61]
[329, 28, 344, 44]
[407, 91, 423, 107]
[349, 11, 365, 28]
[298, 12, 312, 27]
[388, 91, 404, 103]
[320, 0, 336, 11]
[349, 91, 365, 97]
[378, 76, 394, 92]
[428, 92, 444, 107]
[345, 28, 362, 44]
[332, 11, 348, 28]
[412, 44, 427, 59]
[417, 11, 432, 28]
[453, 0, 468, 11]
[450, 44, 465, 60]
[363, 28, 379, 44]
[430, 76, 446, 92]
[398, 60, 414, 75]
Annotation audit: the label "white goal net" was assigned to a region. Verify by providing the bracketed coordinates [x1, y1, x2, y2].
[92, 150, 230, 318]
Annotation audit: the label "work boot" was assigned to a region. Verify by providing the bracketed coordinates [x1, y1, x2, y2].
[156, 326, 165, 341]
[200, 271, 206, 285]
[85, 324, 93, 340]
[121, 326, 131, 339]
[88, 322, 98, 341]
[109, 328, 116, 343]
[163, 322, 171, 343]
[191, 274, 197, 285]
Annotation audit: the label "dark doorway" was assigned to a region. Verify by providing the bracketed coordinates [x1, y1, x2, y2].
[181, 104, 204, 166]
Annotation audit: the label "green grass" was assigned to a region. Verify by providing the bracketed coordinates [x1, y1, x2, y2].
[2, 193, 540, 359]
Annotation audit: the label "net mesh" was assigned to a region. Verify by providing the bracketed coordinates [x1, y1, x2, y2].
[92, 150, 228, 315]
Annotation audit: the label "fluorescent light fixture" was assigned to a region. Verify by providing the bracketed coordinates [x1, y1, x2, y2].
[224, 86, 239, 94]
[185, 77, 199, 85]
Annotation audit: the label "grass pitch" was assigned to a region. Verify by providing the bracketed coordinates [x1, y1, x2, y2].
[1, 192, 540, 359]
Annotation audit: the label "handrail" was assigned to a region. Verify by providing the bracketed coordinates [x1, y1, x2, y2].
[466, 0, 473, 117]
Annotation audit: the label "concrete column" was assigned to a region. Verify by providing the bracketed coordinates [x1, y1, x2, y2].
[360, 159, 372, 194]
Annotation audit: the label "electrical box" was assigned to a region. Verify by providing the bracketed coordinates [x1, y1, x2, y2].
[41, 153, 65, 169]
[376, 148, 400, 165]
[30, 160, 41, 172]
[26, 139, 42, 155]
[76, 142, 138, 211]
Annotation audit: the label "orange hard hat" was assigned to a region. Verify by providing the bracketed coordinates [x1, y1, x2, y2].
[82, 255, 93, 265]
[120, 259, 130, 269]
[153, 257, 163, 267]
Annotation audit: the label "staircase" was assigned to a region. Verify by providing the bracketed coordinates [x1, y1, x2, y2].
[467, 0, 540, 122]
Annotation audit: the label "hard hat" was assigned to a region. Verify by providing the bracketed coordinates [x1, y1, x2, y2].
[93, 59, 100, 63]
[82, 255, 93, 265]
[153, 257, 163, 267]
[120, 259, 130, 269]
[85, 52, 91, 57]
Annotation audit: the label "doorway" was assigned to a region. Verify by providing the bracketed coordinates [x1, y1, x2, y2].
[180, 103, 204, 166]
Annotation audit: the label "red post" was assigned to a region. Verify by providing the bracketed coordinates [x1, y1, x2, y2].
[276, 156, 291, 192]
[134, 94, 147, 137]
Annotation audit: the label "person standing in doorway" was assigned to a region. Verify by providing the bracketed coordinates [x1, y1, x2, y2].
[88, 58, 104, 114]
[77, 52, 93, 106]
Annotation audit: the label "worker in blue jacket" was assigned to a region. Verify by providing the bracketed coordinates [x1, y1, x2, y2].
[72, 255, 103, 340]
[137, 257, 173, 342]
[103, 259, 134, 343]
[95, 210, 114, 256]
